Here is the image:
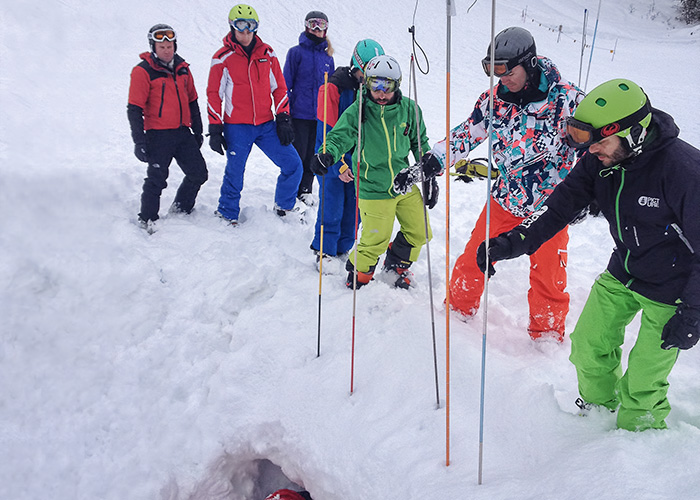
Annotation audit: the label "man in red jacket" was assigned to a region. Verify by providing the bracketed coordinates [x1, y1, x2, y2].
[207, 4, 302, 225]
[127, 24, 208, 234]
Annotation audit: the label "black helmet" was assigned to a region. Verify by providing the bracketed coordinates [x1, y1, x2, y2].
[305, 10, 328, 22]
[148, 24, 177, 53]
[482, 27, 537, 76]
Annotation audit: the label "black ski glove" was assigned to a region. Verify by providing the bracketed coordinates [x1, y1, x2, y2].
[393, 153, 444, 195]
[310, 153, 335, 176]
[476, 228, 529, 277]
[423, 177, 439, 209]
[134, 142, 149, 163]
[661, 304, 700, 350]
[420, 152, 443, 179]
[208, 124, 228, 155]
[276, 112, 295, 146]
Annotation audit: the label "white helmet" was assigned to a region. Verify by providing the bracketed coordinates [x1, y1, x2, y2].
[364, 55, 402, 89]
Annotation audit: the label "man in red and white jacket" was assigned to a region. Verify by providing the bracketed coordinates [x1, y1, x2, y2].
[207, 4, 302, 225]
[127, 24, 208, 232]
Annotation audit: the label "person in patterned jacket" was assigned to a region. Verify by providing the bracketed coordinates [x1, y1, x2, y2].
[428, 26, 584, 341]
[127, 24, 208, 233]
[207, 4, 302, 225]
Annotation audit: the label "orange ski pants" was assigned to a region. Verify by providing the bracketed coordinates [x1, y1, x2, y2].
[448, 197, 570, 340]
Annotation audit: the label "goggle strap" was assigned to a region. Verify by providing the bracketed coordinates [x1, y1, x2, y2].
[598, 101, 651, 140]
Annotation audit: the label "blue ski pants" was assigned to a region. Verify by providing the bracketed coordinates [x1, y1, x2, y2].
[311, 170, 357, 257]
[217, 121, 303, 220]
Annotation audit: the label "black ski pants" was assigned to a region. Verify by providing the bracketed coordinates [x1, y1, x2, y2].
[291, 118, 318, 196]
[139, 126, 208, 222]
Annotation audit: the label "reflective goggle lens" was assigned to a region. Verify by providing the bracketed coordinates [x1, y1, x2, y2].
[366, 76, 398, 93]
[481, 60, 512, 77]
[566, 117, 597, 149]
[150, 29, 176, 42]
[230, 18, 258, 32]
[305, 18, 328, 31]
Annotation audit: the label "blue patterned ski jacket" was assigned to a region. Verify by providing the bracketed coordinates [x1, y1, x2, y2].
[431, 57, 584, 217]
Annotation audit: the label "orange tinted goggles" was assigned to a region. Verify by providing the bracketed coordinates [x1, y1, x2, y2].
[481, 59, 513, 77]
[149, 29, 176, 42]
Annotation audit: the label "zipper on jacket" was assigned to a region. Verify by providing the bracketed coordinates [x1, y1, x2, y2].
[613, 168, 633, 274]
[378, 106, 394, 191]
[248, 57, 257, 125]
[671, 223, 695, 254]
[159, 81, 166, 117]
[173, 72, 184, 126]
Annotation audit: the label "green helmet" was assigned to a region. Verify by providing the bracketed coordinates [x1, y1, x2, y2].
[573, 78, 652, 153]
[351, 39, 384, 71]
[229, 4, 259, 22]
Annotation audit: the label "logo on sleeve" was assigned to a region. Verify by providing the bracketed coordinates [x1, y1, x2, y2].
[638, 196, 660, 208]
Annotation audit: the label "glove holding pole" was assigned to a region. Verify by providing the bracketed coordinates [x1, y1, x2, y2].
[310, 153, 335, 176]
[393, 152, 444, 195]
[476, 227, 529, 278]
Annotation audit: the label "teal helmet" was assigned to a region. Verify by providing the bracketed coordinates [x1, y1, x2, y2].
[568, 78, 652, 154]
[351, 39, 384, 71]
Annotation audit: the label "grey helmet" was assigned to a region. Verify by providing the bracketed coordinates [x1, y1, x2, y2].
[305, 10, 328, 22]
[483, 26, 537, 74]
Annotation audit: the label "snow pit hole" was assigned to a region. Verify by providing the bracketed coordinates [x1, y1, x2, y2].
[180, 454, 308, 500]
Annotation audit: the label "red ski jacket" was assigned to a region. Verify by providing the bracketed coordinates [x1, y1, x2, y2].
[128, 52, 198, 130]
[207, 33, 290, 126]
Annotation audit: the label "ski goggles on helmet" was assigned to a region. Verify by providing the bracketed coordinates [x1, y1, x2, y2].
[149, 29, 177, 43]
[230, 18, 258, 33]
[366, 76, 399, 93]
[305, 18, 328, 31]
[481, 58, 515, 77]
[566, 102, 652, 149]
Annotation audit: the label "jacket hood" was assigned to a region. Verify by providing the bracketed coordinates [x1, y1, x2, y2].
[616, 107, 681, 171]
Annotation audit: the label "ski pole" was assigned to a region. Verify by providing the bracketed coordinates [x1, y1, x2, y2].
[479, 0, 497, 485]
[317, 71, 328, 358]
[408, 53, 440, 410]
[350, 83, 364, 395]
[444, 0, 456, 468]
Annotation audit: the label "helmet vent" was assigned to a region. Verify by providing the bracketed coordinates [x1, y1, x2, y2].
[618, 83, 630, 91]
[595, 98, 607, 107]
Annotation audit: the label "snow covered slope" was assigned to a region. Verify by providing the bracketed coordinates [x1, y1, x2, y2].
[2, 1, 699, 499]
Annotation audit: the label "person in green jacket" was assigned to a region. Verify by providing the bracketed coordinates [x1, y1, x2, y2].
[310, 55, 440, 289]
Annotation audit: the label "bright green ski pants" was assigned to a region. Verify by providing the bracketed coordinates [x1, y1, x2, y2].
[569, 271, 679, 431]
[348, 186, 431, 273]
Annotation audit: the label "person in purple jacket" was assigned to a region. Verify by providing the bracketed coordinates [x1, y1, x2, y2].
[283, 11, 335, 205]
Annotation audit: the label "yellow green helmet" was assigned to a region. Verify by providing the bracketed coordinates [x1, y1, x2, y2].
[229, 4, 259, 22]
[568, 79, 652, 153]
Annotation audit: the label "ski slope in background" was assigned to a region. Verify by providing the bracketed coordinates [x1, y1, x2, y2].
[2, 1, 700, 499]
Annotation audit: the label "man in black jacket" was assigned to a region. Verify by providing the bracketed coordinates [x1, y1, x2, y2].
[477, 79, 700, 431]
